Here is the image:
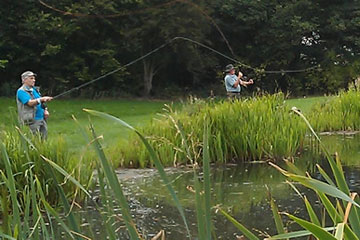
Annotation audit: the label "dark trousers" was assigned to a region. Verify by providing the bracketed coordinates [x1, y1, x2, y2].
[227, 92, 241, 99]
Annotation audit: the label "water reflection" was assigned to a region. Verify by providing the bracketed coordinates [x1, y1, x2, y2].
[122, 165, 310, 239]
[320, 134, 360, 166]
[70, 134, 360, 239]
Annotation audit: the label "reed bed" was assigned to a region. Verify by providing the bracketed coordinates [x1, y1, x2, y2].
[2, 90, 360, 239]
[0, 128, 95, 206]
[119, 93, 308, 167]
[220, 108, 360, 240]
[309, 85, 360, 132]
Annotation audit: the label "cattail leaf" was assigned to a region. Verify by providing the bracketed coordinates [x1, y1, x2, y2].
[217, 208, 259, 240]
[285, 213, 337, 240]
[265, 227, 336, 239]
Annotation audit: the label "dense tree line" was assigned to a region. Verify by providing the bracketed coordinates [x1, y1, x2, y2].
[1, 0, 360, 98]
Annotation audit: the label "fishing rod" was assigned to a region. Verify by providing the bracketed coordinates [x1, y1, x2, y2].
[52, 36, 319, 99]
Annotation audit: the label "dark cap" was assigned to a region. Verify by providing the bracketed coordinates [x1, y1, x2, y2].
[225, 64, 235, 73]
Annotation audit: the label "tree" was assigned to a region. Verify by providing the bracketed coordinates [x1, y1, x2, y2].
[122, 0, 216, 97]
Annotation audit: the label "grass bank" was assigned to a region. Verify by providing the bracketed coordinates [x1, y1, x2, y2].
[0, 98, 175, 208]
[0, 98, 174, 150]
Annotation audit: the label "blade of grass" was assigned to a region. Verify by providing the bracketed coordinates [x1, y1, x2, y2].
[194, 172, 206, 240]
[285, 213, 337, 240]
[203, 122, 212, 239]
[0, 184, 10, 235]
[289, 174, 359, 207]
[29, 169, 40, 240]
[40, 156, 91, 198]
[317, 191, 343, 223]
[89, 125, 141, 240]
[0, 141, 21, 239]
[268, 191, 285, 235]
[269, 163, 359, 208]
[44, 160, 82, 239]
[216, 207, 259, 240]
[72, 115, 118, 240]
[0, 232, 16, 240]
[304, 196, 321, 226]
[265, 226, 336, 240]
[83, 109, 191, 239]
[334, 223, 345, 240]
[316, 164, 336, 186]
[35, 176, 76, 240]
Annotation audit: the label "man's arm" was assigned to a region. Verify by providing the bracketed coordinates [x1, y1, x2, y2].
[17, 90, 53, 107]
[26, 97, 53, 107]
[240, 78, 254, 87]
[232, 72, 243, 88]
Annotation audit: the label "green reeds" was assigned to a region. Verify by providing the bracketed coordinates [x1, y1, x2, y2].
[0, 139, 81, 239]
[217, 105, 360, 239]
[309, 86, 360, 132]
[83, 109, 192, 239]
[118, 93, 308, 167]
[0, 128, 94, 206]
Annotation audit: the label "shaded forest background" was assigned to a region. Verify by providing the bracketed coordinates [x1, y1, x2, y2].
[1, 0, 360, 98]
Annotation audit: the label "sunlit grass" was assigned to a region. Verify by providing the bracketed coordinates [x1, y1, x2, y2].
[0, 97, 175, 151]
[120, 93, 309, 166]
[284, 95, 333, 114]
[2, 89, 360, 239]
[308, 86, 360, 131]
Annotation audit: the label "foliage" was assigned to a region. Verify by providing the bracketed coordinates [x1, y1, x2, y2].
[308, 86, 360, 131]
[217, 107, 360, 240]
[2, 92, 360, 239]
[118, 93, 308, 167]
[109, 88, 360, 167]
[0, 128, 94, 206]
[1, 1, 360, 98]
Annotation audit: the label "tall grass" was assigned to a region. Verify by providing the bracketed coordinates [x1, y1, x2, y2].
[0, 137, 85, 239]
[2, 90, 360, 239]
[119, 93, 308, 167]
[0, 128, 94, 206]
[217, 107, 360, 240]
[309, 85, 360, 132]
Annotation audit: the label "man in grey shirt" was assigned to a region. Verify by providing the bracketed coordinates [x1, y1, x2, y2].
[224, 64, 253, 98]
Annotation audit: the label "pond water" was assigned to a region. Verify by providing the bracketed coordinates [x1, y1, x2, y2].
[70, 134, 360, 239]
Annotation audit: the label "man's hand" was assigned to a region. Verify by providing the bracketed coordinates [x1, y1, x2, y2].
[41, 96, 53, 102]
[28, 96, 53, 107]
[44, 109, 50, 119]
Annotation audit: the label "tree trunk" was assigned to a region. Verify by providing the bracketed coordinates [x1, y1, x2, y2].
[143, 60, 156, 97]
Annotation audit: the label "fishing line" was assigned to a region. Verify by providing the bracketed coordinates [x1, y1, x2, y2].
[52, 36, 319, 99]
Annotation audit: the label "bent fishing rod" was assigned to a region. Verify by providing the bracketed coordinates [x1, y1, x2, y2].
[52, 36, 319, 99]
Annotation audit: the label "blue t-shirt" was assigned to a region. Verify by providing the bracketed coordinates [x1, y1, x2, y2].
[224, 74, 241, 92]
[17, 87, 44, 120]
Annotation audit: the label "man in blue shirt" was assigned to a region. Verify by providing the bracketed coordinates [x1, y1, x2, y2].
[16, 71, 53, 139]
[224, 64, 253, 98]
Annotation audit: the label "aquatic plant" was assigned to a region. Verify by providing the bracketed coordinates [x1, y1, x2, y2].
[217, 107, 360, 239]
[0, 132, 89, 239]
[309, 85, 360, 132]
[0, 127, 94, 206]
[3, 89, 360, 239]
[119, 93, 308, 167]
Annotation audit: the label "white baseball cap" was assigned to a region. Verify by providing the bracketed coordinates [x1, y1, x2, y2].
[21, 71, 37, 82]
